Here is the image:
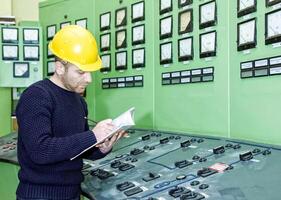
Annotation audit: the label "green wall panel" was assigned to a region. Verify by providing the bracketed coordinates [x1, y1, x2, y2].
[39, 0, 281, 146]
[93, 0, 154, 128]
[0, 88, 11, 136]
[229, 0, 281, 145]
[154, 0, 229, 137]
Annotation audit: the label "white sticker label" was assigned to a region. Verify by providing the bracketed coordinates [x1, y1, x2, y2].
[126, 77, 134, 81]
[118, 83, 125, 87]
[181, 71, 190, 76]
[255, 59, 268, 67]
[192, 69, 201, 75]
[110, 78, 117, 83]
[118, 78, 125, 82]
[102, 79, 109, 83]
[270, 67, 281, 74]
[270, 57, 281, 65]
[162, 73, 170, 78]
[135, 76, 143, 81]
[203, 68, 213, 74]
[181, 77, 190, 83]
[171, 72, 180, 77]
[241, 62, 253, 69]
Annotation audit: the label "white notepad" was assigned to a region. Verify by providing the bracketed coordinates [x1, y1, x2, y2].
[71, 107, 135, 160]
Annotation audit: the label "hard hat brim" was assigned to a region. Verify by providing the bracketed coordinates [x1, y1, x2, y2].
[74, 56, 102, 72]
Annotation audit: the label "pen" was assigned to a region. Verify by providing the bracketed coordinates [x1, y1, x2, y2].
[84, 117, 98, 124]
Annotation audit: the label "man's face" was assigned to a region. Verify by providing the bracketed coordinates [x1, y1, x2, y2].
[61, 63, 92, 94]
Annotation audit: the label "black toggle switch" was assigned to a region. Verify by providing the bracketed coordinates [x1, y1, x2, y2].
[142, 135, 150, 141]
[90, 169, 114, 180]
[175, 160, 193, 168]
[110, 160, 124, 168]
[239, 151, 253, 161]
[213, 146, 225, 154]
[180, 192, 205, 200]
[142, 172, 160, 182]
[130, 148, 144, 155]
[181, 140, 191, 148]
[160, 137, 169, 144]
[197, 168, 217, 177]
[116, 181, 135, 191]
[124, 186, 143, 196]
[119, 163, 135, 171]
[169, 186, 191, 198]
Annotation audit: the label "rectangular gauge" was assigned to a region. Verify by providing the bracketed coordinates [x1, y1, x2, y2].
[60, 21, 71, 29]
[13, 62, 29, 78]
[100, 33, 111, 51]
[47, 43, 54, 58]
[23, 45, 39, 61]
[115, 7, 127, 27]
[2, 45, 18, 60]
[178, 9, 193, 34]
[100, 12, 111, 31]
[115, 51, 127, 70]
[75, 18, 87, 29]
[116, 29, 127, 49]
[199, 1, 216, 29]
[100, 54, 111, 72]
[200, 31, 216, 58]
[237, 18, 256, 51]
[178, 0, 193, 8]
[132, 48, 145, 68]
[47, 24, 56, 40]
[160, 0, 172, 15]
[23, 28, 39, 44]
[160, 42, 172, 64]
[266, 0, 281, 7]
[237, 0, 257, 17]
[47, 60, 55, 76]
[132, 1, 145, 23]
[178, 37, 193, 61]
[265, 9, 281, 45]
[1, 27, 18, 43]
[160, 16, 173, 39]
[132, 24, 145, 45]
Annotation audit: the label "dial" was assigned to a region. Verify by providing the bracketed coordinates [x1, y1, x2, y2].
[160, 42, 172, 64]
[179, 10, 192, 34]
[238, 19, 256, 46]
[24, 46, 39, 60]
[178, 37, 192, 60]
[2, 27, 18, 42]
[60, 21, 71, 29]
[132, 25, 145, 45]
[75, 18, 87, 29]
[23, 29, 39, 43]
[160, 16, 172, 39]
[116, 8, 126, 27]
[132, 1, 144, 22]
[178, 0, 192, 8]
[47, 25, 56, 40]
[3, 45, 18, 60]
[266, 10, 281, 39]
[47, 61, 55, 76]
[116, 30, 126, 49]
[101, 54, 111, 70]
[116, 51, 127, 69]
[160, 0, 172, 14]
[100, 12, 110, 30]
[238, 0, 255, 11]
[100, 33, 110, 51]
[200, 1, 216, 28]
[14, 63, 29, 77]
[132, 48, 145, 67]
[200, 31, 216, 57]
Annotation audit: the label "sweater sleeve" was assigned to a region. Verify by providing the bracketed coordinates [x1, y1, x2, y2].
[16, 86, 97, 164]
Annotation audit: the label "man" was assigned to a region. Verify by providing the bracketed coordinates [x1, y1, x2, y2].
[16, 25, 124, 200]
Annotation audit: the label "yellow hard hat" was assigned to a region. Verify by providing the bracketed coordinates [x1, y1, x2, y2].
[49, 25, 102, 72]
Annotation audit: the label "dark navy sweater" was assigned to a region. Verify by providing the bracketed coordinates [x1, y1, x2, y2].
[16, 79, 106, 199]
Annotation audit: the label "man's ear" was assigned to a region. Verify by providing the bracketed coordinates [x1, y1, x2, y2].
[55, 61, 65, 75]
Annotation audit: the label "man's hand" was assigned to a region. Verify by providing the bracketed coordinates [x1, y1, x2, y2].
[91, 119, 114, 144]
[97, 130, 128, 153]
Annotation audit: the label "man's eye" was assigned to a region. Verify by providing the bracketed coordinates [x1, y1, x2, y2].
[78, 71, 84, 74]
